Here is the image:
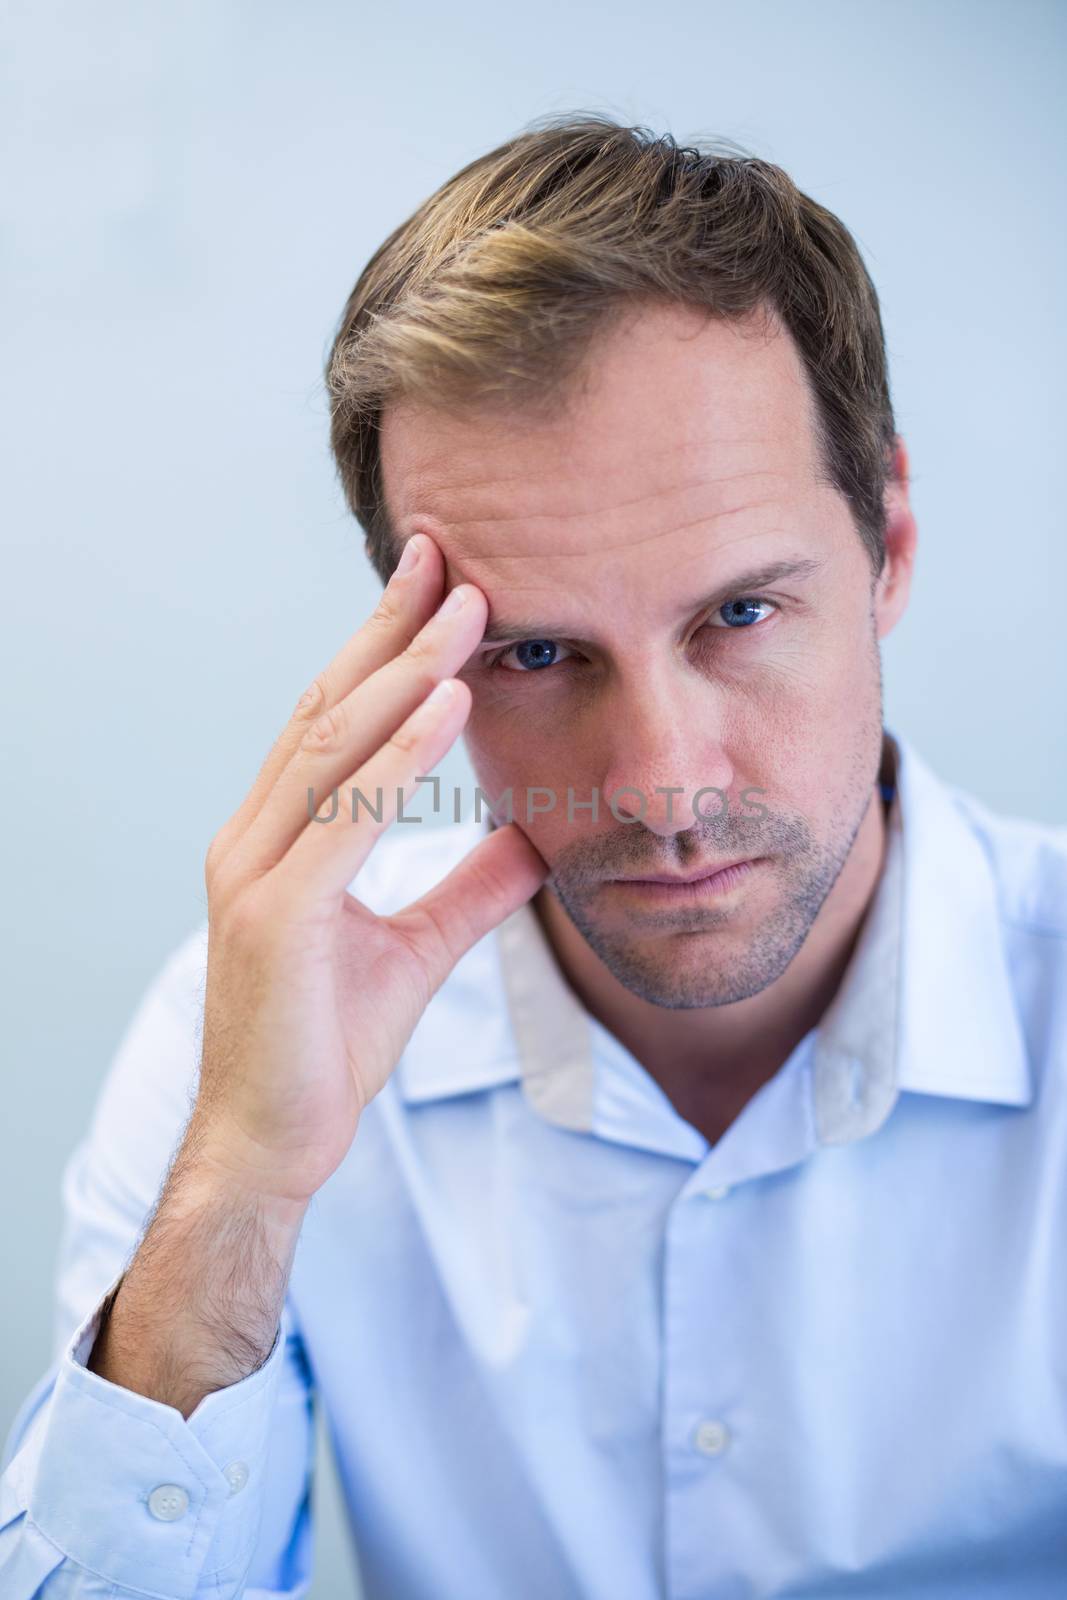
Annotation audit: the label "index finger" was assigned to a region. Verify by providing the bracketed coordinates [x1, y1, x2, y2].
[218, 532, 445, 850]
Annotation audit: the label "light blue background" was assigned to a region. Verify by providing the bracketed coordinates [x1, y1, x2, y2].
[2, 2, 1064, 1594]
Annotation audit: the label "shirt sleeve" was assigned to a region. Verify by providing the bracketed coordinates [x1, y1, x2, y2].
[0, 921, 317, 1599]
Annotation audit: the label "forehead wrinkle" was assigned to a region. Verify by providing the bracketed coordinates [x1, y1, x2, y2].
[408, 445, 792, 503]
[469, 527, 792, 640]
[418, 466, 794, 535]
[396, 423, 802, 499]
[444, 504, 792, 568]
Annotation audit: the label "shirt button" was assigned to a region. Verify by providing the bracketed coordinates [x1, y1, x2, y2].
[224, 1460, 249, 1495]
[147, 1484, 189, 1521]
[693, 1419, 731, 1456]
[704, 1184, 731, 1201]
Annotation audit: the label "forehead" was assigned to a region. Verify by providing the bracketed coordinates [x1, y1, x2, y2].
[378, 300, 834, 591]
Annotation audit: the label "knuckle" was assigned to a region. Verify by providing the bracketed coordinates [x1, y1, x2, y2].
[204, 824, 243, 893]
[387, 723, 421, 757]
[403, 629, 438, 670]
[218, 880, 272, 949]
[369, 591, 402, 631]
[292, 673, 329, 723]
[204, 849, 242, 913]
[204, 834, 227, 889]
[470, 857, 511, 912]
[302, 698, 347, 752]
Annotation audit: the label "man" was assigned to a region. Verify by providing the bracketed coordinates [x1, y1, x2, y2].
[2, 113, 1065, 1599]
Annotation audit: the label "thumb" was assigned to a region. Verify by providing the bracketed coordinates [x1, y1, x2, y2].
[388, 822, 549, 992]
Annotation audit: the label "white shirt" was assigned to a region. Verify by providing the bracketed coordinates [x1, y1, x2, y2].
[3, 726, 1067, 1598]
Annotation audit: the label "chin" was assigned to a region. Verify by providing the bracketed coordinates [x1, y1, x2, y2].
[582, 930, 751, 1010]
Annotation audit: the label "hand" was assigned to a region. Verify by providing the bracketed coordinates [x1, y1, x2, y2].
[191, 533, 548, 1205]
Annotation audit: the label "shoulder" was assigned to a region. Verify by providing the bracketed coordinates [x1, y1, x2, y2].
[946, 783, 1067, 939]
[938, 778, 1067, 1107]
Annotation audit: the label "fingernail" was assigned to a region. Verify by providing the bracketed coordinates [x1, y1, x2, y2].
[394, 536, 422, 578]
[440, 585, 468, 617]
[426, 679, 455, 708]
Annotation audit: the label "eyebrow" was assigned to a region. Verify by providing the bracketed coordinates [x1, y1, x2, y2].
[475, 556, 828, 647]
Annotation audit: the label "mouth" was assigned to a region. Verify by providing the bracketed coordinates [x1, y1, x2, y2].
[603, 856, 763, 903]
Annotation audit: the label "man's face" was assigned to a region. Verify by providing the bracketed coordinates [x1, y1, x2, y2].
[379, 299, 904, 1008]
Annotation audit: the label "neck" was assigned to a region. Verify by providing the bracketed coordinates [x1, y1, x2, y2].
[533, 777, 891, 1148]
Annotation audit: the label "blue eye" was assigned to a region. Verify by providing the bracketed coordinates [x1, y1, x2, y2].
[709, 598, 776, 629]
[493, 638, 573, 673]
[484, 598, 776, 676]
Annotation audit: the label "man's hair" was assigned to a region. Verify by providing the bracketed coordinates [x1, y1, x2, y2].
[325, 112, 897, 587]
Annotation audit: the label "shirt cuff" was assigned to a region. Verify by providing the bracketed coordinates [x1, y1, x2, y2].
[23, 1269, 288, 1599]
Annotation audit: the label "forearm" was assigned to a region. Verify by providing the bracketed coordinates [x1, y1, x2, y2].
[87, 1125, 309, 1420]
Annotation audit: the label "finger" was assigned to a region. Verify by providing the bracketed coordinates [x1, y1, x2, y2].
[230, 582, 489, 883]
[269, 675, 475, 911]
[213, 533, 445, 857]
[387, 822, 550, 993]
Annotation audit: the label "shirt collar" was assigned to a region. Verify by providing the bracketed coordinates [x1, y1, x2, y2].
[889, 729, 1031, 1109]
[396, 727, 1032, 1138]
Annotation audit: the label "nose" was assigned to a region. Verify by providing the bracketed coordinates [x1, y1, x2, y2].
[598, 673, 736, 839]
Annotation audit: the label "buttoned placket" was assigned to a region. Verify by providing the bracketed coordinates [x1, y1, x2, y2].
[492, 736, 909, 1598]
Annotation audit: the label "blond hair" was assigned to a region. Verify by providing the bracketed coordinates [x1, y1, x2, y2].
[326, 112, 896, 585]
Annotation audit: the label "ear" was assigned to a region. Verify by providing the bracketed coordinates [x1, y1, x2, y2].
[873, 435, 917, 640]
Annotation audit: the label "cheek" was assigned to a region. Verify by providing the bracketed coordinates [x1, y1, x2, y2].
[760, 668, 881, 819]
[463, 701, 601, 850]
[729, 606, 876, 714]
[711, 628, 880, 799]
[464, 676, 597, 765]
[464, 700, 529, 775]
[463, 702, 566, 801]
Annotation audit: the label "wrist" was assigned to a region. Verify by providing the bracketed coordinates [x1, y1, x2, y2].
[172, 1131, 313, 1238]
